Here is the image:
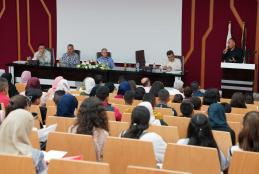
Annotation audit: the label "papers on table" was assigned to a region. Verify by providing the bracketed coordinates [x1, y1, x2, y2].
[43, 150, 67, 162]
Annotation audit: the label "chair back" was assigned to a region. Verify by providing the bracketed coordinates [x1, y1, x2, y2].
[15, 83, 26, 93]
[46, 116, 76, 132]
[163, 116, 191, 138]
[126, 165, 189, 174]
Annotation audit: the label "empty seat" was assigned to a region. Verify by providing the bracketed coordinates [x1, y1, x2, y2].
[163, 143, 221, 174]
[121, 113, 132, 122]
[212, 130, 232, 157]
[48, 159, 110, 174]
[109, 121, 129, 137]
[107, 111, 116, 121]
[126, 165, 189, 174]
[46, 116, 76, 132]
[46, 132, 96, 161]
[163, 116, 191, 138]
[148, 125, 179, 143]
[30, 130, 40, 149]
[103, 137, 157, 174]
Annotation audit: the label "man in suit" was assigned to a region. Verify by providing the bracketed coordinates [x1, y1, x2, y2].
[222, 38, 243, 63]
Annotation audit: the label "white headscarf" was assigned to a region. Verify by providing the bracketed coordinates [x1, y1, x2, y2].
[0, 109, 34, 155]
[83, 77, 95, 95]
[174, 79, 184, 90]
[56, 79, 70, 92]
[138, 102, 161, 126]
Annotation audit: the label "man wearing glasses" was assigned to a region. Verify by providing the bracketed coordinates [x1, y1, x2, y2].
[163, 50, 182, 72]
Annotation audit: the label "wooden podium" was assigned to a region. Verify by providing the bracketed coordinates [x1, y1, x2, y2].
[221, 63, 255, 98]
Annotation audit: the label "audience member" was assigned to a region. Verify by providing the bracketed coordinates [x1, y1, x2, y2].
[134, 87, 146, 100]
[203, 88, 219, 105]
[180, 101, 194, 117]
[121, 106, 167, 163]
[69, 97, 109, 161]
[191, 81, 204, 97]
[25, 88, 43, 105]
[118, 75, 126, 84]
[183, 86, 192, 100]
[208, 103, 236, 145]
[53, 90, 66, 106]
[172, 94, 183, 103]
[90, 74, 104, 96]
[96, 86, 122, 121]
[0, 109, 47, 174]
[190, 96, 202, 110]
[149, 81, 164, 97]
[124, 91, 135, 105]
[177, 114, 228, 171]
[141, 77, 151, 93]
[227, 111, 259, 162]
[21, 70, 31, 84]
[138, 101, 161, 126]
[5, 95, 31, 117]
[26, 77, 41, 90]
[173, 79, 184, 92]
[56, 94, 78, 117]
[105, 82, 115, 93]
[128, 80, 137, 92]
[1, 73, 19, 97]
[156, 89, 177, 116]
[221, 102, 232, 113]
[244, 93, 254, 104]
[230, 92, 247, 108]
[80, 77, 95, 95]
[0, 78, 10, 108]
[115, 81, 131, 98]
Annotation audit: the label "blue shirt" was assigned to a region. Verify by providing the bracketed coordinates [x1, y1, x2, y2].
[97, 57, 115, 69]
[61, 52, 80, 65]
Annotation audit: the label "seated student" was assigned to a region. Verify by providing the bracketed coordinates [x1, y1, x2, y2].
[149, 81, 164, 97]
[156, 89, 177, 116]
[208, 103, 236, 145]
[180, 101, 194, 117]
[128, 80, 137, 92]
[227, 111, 259, 161]
[25, 77, 41, 90]
[97, 48, 115, 69]
[80, 77, 96, 96]
[190, 96, 202, 110]
[90, 74, 104, 97]
[60, 44, 80, 66]
[141, 77, 151, 93]
[69, 97, 109, 161]
[121, 106, 167, 163]
[105, 82, 115, 94]
[2, 95, 31, 124]
[138, 100, 161, 126]
[115, 81, 131, 99]
[33, 43, 51, 65]
[0, 109, 47, 174]
[244, 93, 254, 104]
[203, 88, 219, 105]
[21, 70, 31, 84]
[124, 90, 135, 105]
[230, 92, 247, 108]
[0, 78, 10, 108]
[56, 94, 78, 117]
[221, 102, 232, 113]
[191, 81, 204, 97]
[172, 94, 183, 103]
[1, 73, 19, 97]
[96, 86, 122, 121]
[177, 114, 228, 171]
[53, 90, 66, 106]
[134, 87, 146, 100]
[183, 86, 192, 100]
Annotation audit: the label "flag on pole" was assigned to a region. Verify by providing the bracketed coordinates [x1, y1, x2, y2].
[226, 21, 232, 48]
[241, 22, 247, 63]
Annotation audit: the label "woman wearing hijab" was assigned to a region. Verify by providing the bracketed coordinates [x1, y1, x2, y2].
[56, 94, 78, 117]
[21, 71, 32, 84]
[26, 77, 41, 90]
[80, 77, 96, 95]
[115, 81, 131, 98]
[1, 73, 19, 97]
[208, 103, 236, 145]
[138, 101, 161, 126]
[46, 76, 69, 101]
[0, 109, 47, 174]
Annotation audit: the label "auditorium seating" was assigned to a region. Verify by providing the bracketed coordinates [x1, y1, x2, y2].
[15, 83, 26, 93]
[226, 113, 245, 122]
[48, 159, 111, 174]
[107, 111, 116, 121]
[155, 107, 174, 116]
[46, 132, 96, 161]
[47, 106, 57, 116]
[46, 116, 76, 132]
[121, 113, 132, 122]
[103, 137, 157, 174]
[113, 104, 134, 113]
[30, 105, 43, 125]
[228, 121, 242, 143]
[212, 130, 232, 156]
[228, 151, 259, 174]
[29, 130, 40, 149]
[109, 121, 129, 137]
[163, 116, 191, 138]
[126, 165, 189, 174]
[0, 154, 36, 174]
[163, 143, 221, 174]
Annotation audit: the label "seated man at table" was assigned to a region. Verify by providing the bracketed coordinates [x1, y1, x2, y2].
[33, 43, 51, 64]
[97, 48, 115, 69]
[222, 38, 243, 63]
[163, 50, 182, 72]
[60, 44, 80, 66]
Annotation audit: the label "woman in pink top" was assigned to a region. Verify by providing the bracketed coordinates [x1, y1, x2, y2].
[0, 78, 10, 108]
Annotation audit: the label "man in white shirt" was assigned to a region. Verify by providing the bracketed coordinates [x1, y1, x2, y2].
[163, 50, 182, 72]
[33, 43, 51, 64]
